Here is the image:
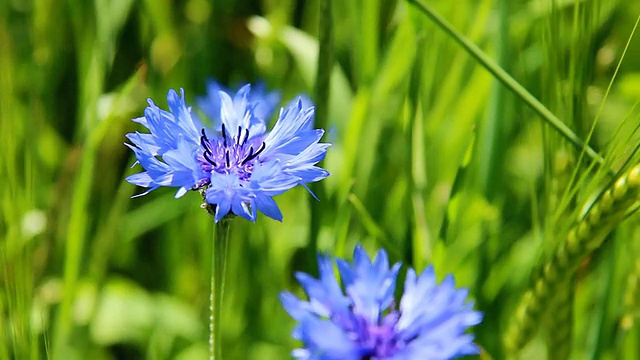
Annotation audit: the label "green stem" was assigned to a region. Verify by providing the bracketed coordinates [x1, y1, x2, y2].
[210, 219, 231, 360]
[406, 0, 609, 173]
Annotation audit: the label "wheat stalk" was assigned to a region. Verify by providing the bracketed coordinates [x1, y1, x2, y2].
[505, 165, 640, 355]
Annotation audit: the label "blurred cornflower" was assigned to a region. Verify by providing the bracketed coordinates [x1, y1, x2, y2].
[196, 81, 281, 128]
[125, 83, 330, 222]
[279, 245, 483, 360]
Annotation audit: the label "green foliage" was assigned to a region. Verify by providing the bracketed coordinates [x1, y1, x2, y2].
[2, 0, 640, 359]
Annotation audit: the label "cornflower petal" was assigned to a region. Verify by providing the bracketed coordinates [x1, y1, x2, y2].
[252, 194, 283, 222]
[249, 161, 303, 196]
[296, 316, 362, 360]
[262, 100, 317, 158]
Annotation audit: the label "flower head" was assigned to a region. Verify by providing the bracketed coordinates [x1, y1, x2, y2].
[125, 84, 330, 222]
[279, 245, 483, 360]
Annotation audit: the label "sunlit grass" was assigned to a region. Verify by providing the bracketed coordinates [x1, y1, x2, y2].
[2, 0, 640, 359]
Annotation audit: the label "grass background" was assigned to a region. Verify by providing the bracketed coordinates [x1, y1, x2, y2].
[2, 0, 640, 359]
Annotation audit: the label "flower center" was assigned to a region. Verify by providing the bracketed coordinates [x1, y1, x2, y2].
[198, 124, 266, 181]
[354, 310, 400, 360]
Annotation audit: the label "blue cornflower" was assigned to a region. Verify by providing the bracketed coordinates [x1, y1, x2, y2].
[279, 245, 483, 360]
[125, 84, 330, 222]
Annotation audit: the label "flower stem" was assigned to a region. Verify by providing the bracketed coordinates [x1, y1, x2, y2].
[210, 219, 231, 360]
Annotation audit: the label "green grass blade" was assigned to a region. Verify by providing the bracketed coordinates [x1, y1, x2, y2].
[407, 0, 608, 171]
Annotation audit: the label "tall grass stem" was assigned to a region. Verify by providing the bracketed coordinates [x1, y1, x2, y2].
[314, 0, 333, 131]
[406, 0, 608, 172]
[308, 0, 333, 272]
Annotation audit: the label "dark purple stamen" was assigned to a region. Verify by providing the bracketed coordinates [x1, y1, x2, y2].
[200, 129, 212, 152]
[241, 147, 254, 165]
[222, 123, 228, 147]
[200, 129, 217, 166]
[236, 126, 242, 145]
[242, 142, 266, 165]
[225, 150, 230, 167]
[203, 151, 217, 167]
